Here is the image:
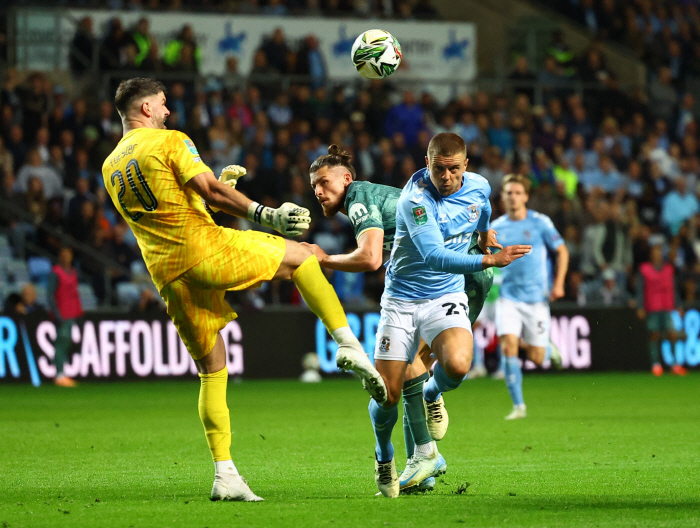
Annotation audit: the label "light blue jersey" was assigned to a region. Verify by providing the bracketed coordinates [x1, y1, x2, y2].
[491, 210, 564, 304]
[385, 168, 492, 300]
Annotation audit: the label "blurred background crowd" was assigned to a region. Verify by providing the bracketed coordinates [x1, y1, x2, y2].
[0, 0, 699, 314]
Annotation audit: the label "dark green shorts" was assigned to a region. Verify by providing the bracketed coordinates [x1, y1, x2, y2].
[646, 311, 674, 333]
[465, 241, 494, 325]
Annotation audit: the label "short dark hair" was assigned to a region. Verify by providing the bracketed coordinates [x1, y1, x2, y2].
[502, 173, 531, 194]
[309, 144, 356, 180]
[427, 132, 467, 159]
[114, 78, 166, 116]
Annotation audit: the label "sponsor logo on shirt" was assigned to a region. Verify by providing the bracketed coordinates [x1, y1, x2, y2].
[348, 202, 369, 226]
[438, 213, 448, 223]
[183, 139, 199, 156]
[412, 206, 427, 226]
[467, 204, 480, 222]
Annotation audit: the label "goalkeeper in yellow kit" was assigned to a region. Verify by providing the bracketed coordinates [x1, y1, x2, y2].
[102, 78, 386, 502]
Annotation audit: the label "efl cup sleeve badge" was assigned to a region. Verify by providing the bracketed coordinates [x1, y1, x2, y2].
[412, 206, 428, 226]
[467, 204, 480, 222]
[183, 139, 199, 156]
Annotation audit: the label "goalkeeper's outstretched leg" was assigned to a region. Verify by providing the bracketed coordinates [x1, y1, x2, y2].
[275, 240, 387, 404]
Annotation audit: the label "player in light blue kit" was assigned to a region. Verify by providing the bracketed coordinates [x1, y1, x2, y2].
[491, 174, 569, 420]
[369, 133, 531, 497]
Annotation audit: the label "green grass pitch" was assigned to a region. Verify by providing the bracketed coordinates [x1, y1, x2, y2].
[1, 373, 699, 527]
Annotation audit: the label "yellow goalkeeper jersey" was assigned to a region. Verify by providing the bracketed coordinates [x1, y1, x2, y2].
[102, 127, 230, 291]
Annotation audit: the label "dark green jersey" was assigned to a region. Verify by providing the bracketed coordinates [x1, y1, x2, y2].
[343, 179, 493, 323]
[344, 180, 399, 250]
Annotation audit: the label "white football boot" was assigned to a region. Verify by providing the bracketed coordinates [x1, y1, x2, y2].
[375, 458, 399, 498]
[335, 340, 387, 404]
[425, 395, 449, 440]
[548, 340, 563, 370]
[468, 364, 488, 379]
[399, 450, 447, 491]
[210, 473, 264, 502]
[505, 403, 527, 420]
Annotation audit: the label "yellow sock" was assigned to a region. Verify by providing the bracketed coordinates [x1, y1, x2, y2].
[292, 255, 348, 333]
[198, 366, 231, 462]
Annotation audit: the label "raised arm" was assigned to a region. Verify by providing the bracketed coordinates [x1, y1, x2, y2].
[186, 171, 310, 236]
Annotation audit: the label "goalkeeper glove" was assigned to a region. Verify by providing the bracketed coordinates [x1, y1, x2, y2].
[247, 201, 311, 237]
[204, 165, 247, 214]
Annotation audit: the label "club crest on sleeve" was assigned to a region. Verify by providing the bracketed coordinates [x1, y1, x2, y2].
[467, 204, 480, 222]
[412, 206, 427, 225]
[379, 336, 391, 352]
[183, 139, 199, 156]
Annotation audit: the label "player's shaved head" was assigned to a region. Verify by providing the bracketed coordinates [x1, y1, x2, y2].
[114, 78, 167, 116]
[427, 132, 467, 160]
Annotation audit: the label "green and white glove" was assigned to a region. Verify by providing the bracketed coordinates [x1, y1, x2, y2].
[205, 165, 247, 214]
[248, 201, 311, 237]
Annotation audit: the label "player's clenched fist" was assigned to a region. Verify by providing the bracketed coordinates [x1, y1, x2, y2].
[255, 202, 311, 237]
[483, 244, 531, 268]
[219, 164, 246, 188]
[205, 165, 248, 213]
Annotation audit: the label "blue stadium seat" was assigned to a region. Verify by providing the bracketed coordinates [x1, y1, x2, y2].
[7, 260, 30, 283]
[28, 257, 53, 285]
[78, 283, 98, 310]
[116, 282, 142, 306]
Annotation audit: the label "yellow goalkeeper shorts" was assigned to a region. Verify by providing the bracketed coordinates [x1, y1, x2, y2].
[160, 229, 287, 360]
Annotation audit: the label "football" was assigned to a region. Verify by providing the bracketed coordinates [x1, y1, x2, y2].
[351, 29, 402, 79]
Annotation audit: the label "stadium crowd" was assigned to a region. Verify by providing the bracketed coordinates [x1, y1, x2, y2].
[544, 0, 700, 88]
[0, 10, 699, 310]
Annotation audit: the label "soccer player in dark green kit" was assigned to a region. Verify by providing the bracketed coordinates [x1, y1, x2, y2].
[304, 145, 494, 491]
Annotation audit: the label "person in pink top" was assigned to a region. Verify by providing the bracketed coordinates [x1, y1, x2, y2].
[47, 246, 84, 387]
[636, 243, 688, 377]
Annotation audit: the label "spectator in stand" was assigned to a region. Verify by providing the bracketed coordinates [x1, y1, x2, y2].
[0, 135, 14, 193]
[508, 56, 537, 103]
[649, 67, 679, 123]
[384, 90, 424, 147]
[479, 146, 506, 191]
[164, 24, 202, 71]
[21, 176, 46, 225]
[661, 178, 700, 236]
[261, 28, 291, 73]
[487, 112, 514, 157]
[100, 18, 127, 71]
[18, 72, 48, 143]
[129, 18, 153, 69]
[14, 149, 62, 200]
[296, 35, 326, 88]
[69, 16, 95, 78]
[553, 154, 579, 199]
[581, 200, 632, 281]
[250, 50, 279, 103]
[636, 243, 687, 377]
[587, 267, 629, 306]
[47, 246, 83, 387]
[21, 283, 44, 315]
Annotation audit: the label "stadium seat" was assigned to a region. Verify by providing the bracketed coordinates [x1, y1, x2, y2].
[0, 245, 13, 261]
[116, 282, 141, 306]
[7, 260, 30, 283]
[78, 283, 98, 310]
[34, 284, 48, 307]
[28, 257, 53, 285]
